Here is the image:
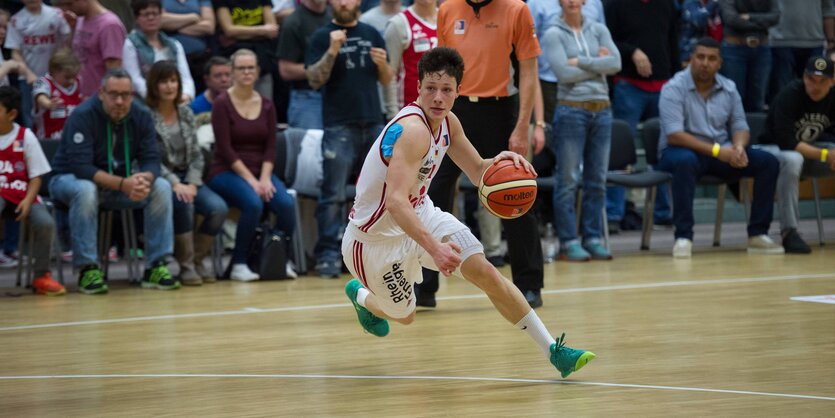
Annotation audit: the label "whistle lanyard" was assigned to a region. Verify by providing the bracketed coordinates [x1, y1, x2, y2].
[106, 122, 131, 175]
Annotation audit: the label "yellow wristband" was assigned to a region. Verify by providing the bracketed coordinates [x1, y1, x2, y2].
[821, 148, 829, 163]
[712, 143, 721, 158]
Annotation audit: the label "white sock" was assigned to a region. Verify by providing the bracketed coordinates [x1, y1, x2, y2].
[356, 287, 370, 308]
[515, 310, 557, 357]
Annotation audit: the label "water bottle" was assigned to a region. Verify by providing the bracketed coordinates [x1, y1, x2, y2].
[542, 223, 557, 263]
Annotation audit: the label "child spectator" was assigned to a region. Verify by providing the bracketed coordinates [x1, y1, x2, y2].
[33, 48, 83, 140]
[0, 85, 62, 295]
[4, 0, 72, 129]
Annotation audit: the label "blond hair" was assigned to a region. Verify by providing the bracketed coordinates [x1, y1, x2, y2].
[48, 48, 81, 75]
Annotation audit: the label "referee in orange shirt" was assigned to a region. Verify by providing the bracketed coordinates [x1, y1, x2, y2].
[416, 0, 545, 308]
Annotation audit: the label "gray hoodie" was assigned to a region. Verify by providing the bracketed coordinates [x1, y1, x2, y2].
[541, 16, 621, 103]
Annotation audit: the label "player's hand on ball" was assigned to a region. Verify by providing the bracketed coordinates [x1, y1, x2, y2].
[492, 151, 537, 177]
[434, 241, 462, 276]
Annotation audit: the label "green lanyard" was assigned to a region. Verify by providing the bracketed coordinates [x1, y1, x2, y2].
[106, 121, 131, 175]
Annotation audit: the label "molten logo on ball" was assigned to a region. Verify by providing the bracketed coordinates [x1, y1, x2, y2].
[479, 160, 537, 220]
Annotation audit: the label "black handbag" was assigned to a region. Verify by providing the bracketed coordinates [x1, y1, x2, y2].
[248, 223, 290, 280]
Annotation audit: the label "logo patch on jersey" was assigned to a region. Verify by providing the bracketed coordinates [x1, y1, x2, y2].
[412, 23, 422, 31]
[443, 134, 449, 147]
[14, 161, 25, 173]
[73, 132, 84, 144]
[12, 140, 23, 153]
[454, 19, 465, 35]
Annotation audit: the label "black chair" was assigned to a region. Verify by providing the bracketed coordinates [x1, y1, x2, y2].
[803, 162, 835, 246]
[604, 119, 673, 250]
[643, 118, 753, 247]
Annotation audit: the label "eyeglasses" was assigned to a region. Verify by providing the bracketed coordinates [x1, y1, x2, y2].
[104, 91, 132, 101]
[137, 10, 160, 18]
[234, 66, 257, 73]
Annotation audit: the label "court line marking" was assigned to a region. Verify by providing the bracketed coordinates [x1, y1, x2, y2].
[1, 272, 833, 332]
[0, 373, 832, 401]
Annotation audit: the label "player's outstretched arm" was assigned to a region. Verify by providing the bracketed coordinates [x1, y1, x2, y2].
[385, 118, 461, 275]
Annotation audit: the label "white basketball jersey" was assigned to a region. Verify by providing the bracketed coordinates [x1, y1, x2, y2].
[349, 103, 451, 237]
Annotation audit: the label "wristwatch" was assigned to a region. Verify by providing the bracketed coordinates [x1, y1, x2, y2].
[535, 120, 547, 128]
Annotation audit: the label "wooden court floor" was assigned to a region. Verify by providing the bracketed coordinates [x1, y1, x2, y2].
[1, 245, 833, 417]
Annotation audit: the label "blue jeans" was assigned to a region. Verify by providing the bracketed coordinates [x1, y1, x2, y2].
[17, 79, 32, 128]
[171, 182, 229, 236]
[49, 174, 174, 268]
[208, 172, 295, 264]
[287, 89, 323, 130]
[552, 105, 611, 244]
[721, 43, 771, 112]
[657, 146, 779, 240]
[315, 122, 383, 261]
[608, 80, 671, 221]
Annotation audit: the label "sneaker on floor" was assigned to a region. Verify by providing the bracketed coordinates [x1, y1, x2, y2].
[607, 220, 621, 235]
[524, 289, 543, 309]
[32, 272, 65, 296]
[782, 229, 811, 254]
[415, 286, 437, 308]
[747, 235, 785, 254]
[673, 238, 692, 258]
[78, 265, 108, 295]
[230, 263, 260, 282]
[0, 252, 18, 268]
[316, 259, 341, 278]
[558, 242, 590, 262]
[285, 260, 298, 279]
[550, 332, 595, 378]
[142, 262, 181, 290]
[583, 242, 613, 261]
[345, 278, 389, 337]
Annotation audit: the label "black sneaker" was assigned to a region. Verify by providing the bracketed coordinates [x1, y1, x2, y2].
[414, 286, 436, 308]
[78, 265, 108, 294]
[315, 259, 341, 279]
[524, 289, 543, 309]
[142, 261, 181, 290]
[782, 229, 811, 254]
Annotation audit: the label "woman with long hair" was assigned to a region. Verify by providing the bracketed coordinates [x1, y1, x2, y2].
[207, 49, 296, 281]
[146, 60, 228, 285]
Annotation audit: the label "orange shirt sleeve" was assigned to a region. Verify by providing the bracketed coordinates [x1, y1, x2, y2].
[513, 3, 540, 61]
[437, 3, 448, 46]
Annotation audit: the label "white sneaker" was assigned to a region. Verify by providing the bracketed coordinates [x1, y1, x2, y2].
[747, 235, 785, 254]
[673, 238, 693, 258]
[285, 260, 298, 279]
[230, 264, 260, 281]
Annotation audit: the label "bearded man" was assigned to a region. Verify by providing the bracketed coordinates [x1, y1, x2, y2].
[305, 0, 392, 278]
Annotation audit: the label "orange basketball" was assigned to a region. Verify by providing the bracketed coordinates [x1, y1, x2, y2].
[478, 160, 537, 220]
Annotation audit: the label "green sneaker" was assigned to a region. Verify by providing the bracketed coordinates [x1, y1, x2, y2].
[345, 278, 389, 337]
[142, 262, 181, 290]
[550, 333, 595, 378]
[78, 265, 108, 295]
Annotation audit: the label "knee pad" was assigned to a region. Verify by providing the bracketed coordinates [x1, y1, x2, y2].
[447, 228, 484, 275]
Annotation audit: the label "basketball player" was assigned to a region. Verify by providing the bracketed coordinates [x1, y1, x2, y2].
[342, 47, 595, 378]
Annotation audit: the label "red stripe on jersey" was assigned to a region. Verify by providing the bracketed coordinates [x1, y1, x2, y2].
[360, 182, 387, 232]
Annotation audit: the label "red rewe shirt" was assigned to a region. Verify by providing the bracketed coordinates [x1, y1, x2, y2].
[0, 127, 38, 205]
[401, 8, 437, 105]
